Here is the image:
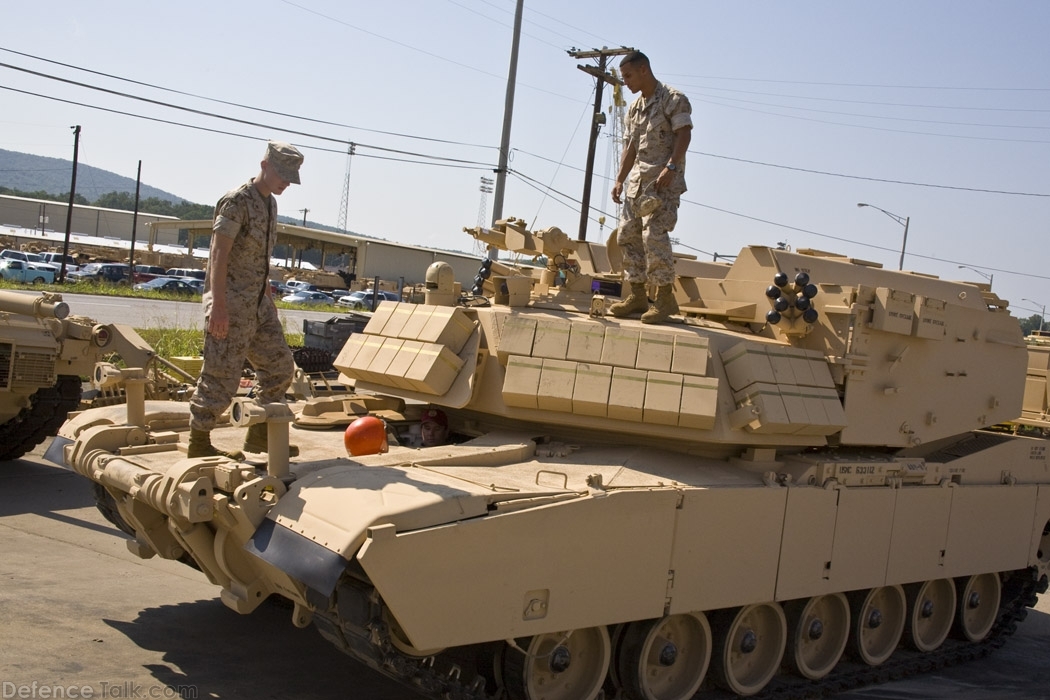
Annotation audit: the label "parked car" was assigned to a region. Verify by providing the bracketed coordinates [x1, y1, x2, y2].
[280, 290, 334, 306]
[336, 289, 399, 311]
[166, 267, 207, 282]
[132, 277, 199, 296]
[67, 262, 131, 284]
[284, 280, 320, 293]
[24, 253, 60, 274]
[0, 249, 56, 273]
[133, 264, 168, 283]
[38, 252, 79, 272]
[0, 259, 54, 284]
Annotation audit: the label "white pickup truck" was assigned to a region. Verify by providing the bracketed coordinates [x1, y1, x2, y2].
[38, 251, 79, 272]
[0, 259, 55, 284]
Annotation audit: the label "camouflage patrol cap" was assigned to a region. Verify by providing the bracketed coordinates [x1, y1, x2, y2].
[264, 141, 304, 184]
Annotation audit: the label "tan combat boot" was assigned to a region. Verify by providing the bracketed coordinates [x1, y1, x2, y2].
[187, 428, 243, 460]
[609, 282, 650, 318]
[243, 422, 300, 457]
[641, 285, 679, 324]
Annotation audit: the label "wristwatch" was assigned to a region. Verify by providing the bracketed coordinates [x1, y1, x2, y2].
[666, 162, 677, 171]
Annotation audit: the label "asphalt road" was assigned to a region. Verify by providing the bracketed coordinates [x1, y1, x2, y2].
[3, 443, 1050, 700]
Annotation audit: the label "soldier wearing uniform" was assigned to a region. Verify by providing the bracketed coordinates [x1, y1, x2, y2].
[610, 51, 693, 324]
[188, 141, 303, 458]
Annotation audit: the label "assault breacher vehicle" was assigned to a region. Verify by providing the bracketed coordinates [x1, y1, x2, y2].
[0, 288, 194, 463]
[53, 219, 1049, 700]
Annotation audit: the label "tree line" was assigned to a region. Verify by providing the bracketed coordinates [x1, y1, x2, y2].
[0, 186, 213, 220]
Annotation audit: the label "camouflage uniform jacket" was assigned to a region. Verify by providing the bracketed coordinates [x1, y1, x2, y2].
[624, 81, 693, 200]
[203, 179, 275, 318]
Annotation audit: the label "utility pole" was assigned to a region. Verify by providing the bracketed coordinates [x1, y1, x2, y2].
[299, 208, 309, 227]
[568, 46, 633, 241]
[490, 0, 523, 232]
[129, 160, 142, 278]
[59, 125, 81, 283]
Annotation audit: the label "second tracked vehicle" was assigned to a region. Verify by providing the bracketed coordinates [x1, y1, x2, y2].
[52, 219, 1050, 700]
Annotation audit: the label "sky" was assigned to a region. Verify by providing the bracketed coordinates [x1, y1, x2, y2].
[2, 1, 1049, 319]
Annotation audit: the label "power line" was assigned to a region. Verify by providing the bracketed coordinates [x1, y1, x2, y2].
[671, 82, 1050, 114]
[661, 73, 1050, 92]
[441, 0, 567, 50]
[696, 151, 1050, 198]
[0, 84, 496, 172]
[686, 197, 1050, 282]
[690, 90, 1050, 131]
[506, 158, 1048, 283]
[0, 66, 498, 167]
[510, 145, 1050, 198]
[693, 94, 1050, 145]
[0, 46, 498, 150]
[278, 0, 581, 103]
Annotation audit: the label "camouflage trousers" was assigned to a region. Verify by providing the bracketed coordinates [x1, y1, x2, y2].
[617, 192, 680, 287]
[189, 296, 293, 431]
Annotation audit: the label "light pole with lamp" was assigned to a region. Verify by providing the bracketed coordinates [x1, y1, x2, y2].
[957, 265, 993, 288]
[857, 202, 909, 271]
[1023, 298, 1046, 333]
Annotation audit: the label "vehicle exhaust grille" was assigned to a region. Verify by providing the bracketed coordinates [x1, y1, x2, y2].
[11, 349, 57, 389]
[0, 343, 11, 388]
[922, 432, 1014, 463]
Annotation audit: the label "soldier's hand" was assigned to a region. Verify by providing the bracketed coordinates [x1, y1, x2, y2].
[611, 182, 623, 204]
[655, 167, 674, 192]
[209, 306, 229, 340]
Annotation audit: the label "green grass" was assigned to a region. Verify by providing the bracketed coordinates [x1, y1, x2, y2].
[135, 326, 306, 356]
[0, 278, 343, 312]
[0, 279, 309, 351]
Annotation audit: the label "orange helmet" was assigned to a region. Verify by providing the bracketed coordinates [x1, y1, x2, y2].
[344, 416, 389, 456]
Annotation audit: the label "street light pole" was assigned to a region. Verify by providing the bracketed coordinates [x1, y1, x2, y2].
[957, 265, 993, 288]
[1023, 298, 1046, 333]
[857, 202, 909, 271]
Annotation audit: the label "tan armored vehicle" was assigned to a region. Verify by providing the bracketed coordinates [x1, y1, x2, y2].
[0, 285, 194, 468]
[54, 220, 1049, 700]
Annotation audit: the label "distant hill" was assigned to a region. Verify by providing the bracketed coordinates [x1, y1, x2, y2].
[0, 149, 403, 240]
[0, 149, 188, 204]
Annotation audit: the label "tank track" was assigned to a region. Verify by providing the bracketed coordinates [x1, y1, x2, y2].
[311, 569, 1045, 700]
[0, 375, 82, 462]
[91, 483, 138, 538]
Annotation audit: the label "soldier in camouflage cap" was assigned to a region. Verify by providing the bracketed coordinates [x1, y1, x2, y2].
[610, 51, 693, 325]
[188, 140, 304, 458]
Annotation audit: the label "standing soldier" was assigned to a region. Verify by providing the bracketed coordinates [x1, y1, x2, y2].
[610, 51, 693, 324]
[188, 141, 303, 458]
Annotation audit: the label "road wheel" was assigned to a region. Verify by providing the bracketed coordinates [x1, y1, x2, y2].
[955, 573, 1002, 642]
[32, 276, 46, 284]
[616, 613, 711, 700]
[849, 585, 905, 665]
[785, 593, 849, 680]
[905, 578, 956, 651]
[710, 603, 786, 696]
[502, 627, 611, 700]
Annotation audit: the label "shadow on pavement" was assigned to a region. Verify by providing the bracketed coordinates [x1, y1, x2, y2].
[104, 597, 417, 700]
